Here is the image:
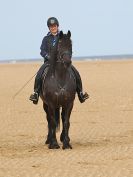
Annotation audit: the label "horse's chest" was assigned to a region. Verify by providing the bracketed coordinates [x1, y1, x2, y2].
[48, 87, 74, 104]
[54, 87, 71, 98]
[55, 89, 74, 105]
[44, 75, 76, 105]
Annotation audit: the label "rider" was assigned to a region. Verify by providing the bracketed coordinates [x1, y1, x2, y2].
[29, 17, 89, 104]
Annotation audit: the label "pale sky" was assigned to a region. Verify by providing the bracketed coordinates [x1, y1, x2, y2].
[0, 0, 133, 60]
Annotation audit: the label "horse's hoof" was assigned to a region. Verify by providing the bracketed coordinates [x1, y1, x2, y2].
[48, 143, 60, 149]
[62, 143, 72, 150]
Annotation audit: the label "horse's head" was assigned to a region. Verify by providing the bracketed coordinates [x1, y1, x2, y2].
[57, 30, 72, 67]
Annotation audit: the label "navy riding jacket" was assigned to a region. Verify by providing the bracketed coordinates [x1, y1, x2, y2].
[40, 31, 59, 61]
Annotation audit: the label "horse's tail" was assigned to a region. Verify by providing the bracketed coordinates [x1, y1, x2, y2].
[55, 108, 60, 131]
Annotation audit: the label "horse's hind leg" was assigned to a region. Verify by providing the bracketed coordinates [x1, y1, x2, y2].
[61, 103, 73, 149]
[55, 108, 60, 131]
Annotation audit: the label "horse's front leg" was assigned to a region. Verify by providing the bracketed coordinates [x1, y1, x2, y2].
[60, 108, 65, 143]
[43, 103, 51, 144]
[45, 115, 51, 144]
[62, 102, 73, 149]
[48, 105, 60, 149]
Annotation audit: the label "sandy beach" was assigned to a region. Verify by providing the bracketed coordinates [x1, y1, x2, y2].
[0, 59, 133, 177]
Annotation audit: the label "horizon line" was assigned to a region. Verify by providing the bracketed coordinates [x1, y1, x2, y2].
[0, 53, 133, 62]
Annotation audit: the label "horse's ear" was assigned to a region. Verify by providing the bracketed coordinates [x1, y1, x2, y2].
[67, 30, 71, 38]
[59, 31, 63, 39]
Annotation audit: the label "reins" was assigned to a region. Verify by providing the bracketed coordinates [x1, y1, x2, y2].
[12, 72, 37, 100]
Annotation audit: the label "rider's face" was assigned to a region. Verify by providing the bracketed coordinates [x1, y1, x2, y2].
[49, 24, 58, 35]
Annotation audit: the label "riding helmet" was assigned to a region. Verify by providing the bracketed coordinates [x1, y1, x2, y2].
[47, 17, 59, 27]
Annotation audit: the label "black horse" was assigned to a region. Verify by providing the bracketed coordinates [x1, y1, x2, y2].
[41, 30, 76, 149]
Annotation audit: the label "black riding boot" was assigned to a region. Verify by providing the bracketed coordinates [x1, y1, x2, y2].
[71, 65, 89, 103]
[29, 62, 49, 104]
[29, 75, 41, 104]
